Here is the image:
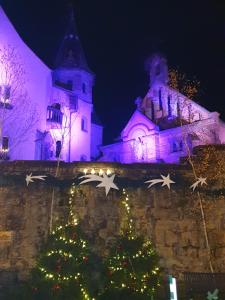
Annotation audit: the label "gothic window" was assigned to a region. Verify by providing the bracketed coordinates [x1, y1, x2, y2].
[82, 83, 86, 94]
[159, 89, 163, 110]
[55, 141, 62, 158]
[81, 116, 88, 132]
[177, 101, 181, 118]
[168, 95, 171, 117]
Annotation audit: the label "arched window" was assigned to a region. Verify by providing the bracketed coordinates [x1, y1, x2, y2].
[81, 116, 88, 132]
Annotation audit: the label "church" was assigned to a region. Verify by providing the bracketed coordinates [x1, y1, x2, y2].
[0, 6, 103, 162]
[100, 54, 225, 163]
[0, 6, 225, 163]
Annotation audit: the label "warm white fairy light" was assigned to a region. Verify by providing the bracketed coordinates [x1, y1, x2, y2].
[106, 188, 161, 297]
[106, 169, 111, 175]
[37, 184, 96, 300]
[99, 169, 103, 176]
[82, 168, 114, 176]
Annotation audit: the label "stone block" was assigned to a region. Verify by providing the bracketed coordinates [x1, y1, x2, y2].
[181, 231, 199, 247]
[165, 230, 179, 246]
[0, 231, 13, 243]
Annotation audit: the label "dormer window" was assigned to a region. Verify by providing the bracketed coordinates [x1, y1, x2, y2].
[47, 103, 63, 124]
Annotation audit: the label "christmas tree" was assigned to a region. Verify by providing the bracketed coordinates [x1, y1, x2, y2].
[99, 189, 161, 300]
[26, 185, 99, 300]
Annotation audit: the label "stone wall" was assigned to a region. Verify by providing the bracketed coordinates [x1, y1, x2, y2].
[0, 145, 225, 289]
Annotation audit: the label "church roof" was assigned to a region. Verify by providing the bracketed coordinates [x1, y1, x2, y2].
[121, 109, 159, 140]
[54, 10, 90, 72]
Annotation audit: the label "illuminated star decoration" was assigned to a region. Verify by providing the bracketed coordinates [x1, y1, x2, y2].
[190, 177, 207, 191]
[79, 173, 119, 196]
[26, 173, 47, 186]
[145, 174, 175, 190]
[207, 289, 219, 300]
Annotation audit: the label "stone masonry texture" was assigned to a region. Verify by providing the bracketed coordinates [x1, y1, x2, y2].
[0, 145, 225, 291]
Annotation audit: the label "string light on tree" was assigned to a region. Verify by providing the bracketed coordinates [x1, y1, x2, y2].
[28, 184, 97, 300]
[99, 188, 161, 299]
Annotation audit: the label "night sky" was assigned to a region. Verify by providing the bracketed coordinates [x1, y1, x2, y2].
[1, 0, 225, 144]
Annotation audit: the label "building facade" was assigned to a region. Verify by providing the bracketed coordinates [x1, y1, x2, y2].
[1, 6, 224, 164]
[0, 6, 103, 162]
[100, 54, 225, 163]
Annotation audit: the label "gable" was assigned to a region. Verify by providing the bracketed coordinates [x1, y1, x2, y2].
[121, 110, 159, 142]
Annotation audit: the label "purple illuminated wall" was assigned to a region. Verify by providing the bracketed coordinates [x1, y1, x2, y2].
[0, 6, 103, 162]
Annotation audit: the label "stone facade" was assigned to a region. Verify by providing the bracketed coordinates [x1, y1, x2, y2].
[0, 145, 225, 292]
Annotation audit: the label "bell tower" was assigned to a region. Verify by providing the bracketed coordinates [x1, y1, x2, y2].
[148, 53, 168, 88]
[51, 6, 96, 162]
[52, 7, 94, 103]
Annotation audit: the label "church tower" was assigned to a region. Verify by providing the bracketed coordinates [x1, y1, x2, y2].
[50, 9, 96, 162]
[148, 53, 168, 88]
[53, 9, 94, 103]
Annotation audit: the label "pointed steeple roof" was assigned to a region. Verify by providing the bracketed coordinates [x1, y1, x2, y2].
[55, 8, 90, 71]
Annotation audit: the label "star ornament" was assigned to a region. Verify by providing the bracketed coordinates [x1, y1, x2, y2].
[145, 174, 175, 190]
[79, 173, 119, 196]
[190, 177, 207, 191]
[26, 173, 47, 186]
[207, 289, 219, 300]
